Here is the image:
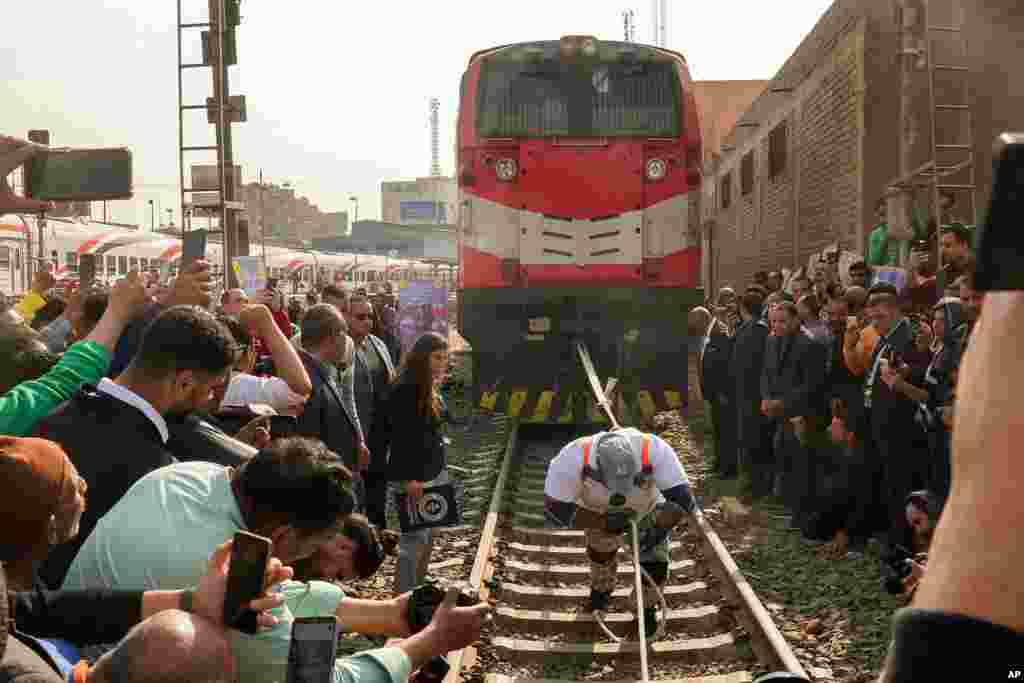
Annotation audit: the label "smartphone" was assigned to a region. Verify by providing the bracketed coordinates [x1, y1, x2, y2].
[975, 133, 1024, 291]
[269, 415, 298, 439]
[26, 148, 132, 201]
[286, 617, 339, 683]
[79, 254, 97, 288]
[182, 229, 209, 271]
[223, 531, 271, 634]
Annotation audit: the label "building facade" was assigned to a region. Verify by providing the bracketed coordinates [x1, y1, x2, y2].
[702, 0, 1024, 292]
[380, 177, 458, 227]
[240, 182, 348, 244]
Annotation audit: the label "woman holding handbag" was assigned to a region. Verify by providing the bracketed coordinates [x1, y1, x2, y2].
[384, 332, 451, 593]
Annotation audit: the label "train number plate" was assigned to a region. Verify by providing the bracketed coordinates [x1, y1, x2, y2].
[528, 317, 552, 333]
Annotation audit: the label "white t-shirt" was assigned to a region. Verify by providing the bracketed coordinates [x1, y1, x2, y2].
[543, 428, 689, 504]
[223, 373, 306, 414]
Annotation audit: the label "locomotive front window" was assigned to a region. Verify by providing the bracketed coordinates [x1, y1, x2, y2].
[477, 50, 680, 138]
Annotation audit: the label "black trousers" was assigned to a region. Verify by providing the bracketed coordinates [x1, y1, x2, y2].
[362, 470, 389, 528]
[928, 423, 952, 506]
[775, 422, 818, 525]
[709, 394, 737, 477]
[852, 411, 928, 550]
[739, 411, 778, 499]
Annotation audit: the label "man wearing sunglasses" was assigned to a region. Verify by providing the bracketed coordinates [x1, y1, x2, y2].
[346, 295, 396, 528]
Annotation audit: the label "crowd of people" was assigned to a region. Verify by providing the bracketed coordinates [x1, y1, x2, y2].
[692, 223, 979, 595]
[0, 261, 486, 683]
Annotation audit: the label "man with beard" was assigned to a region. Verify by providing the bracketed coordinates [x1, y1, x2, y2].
[33, 306, 238, 588]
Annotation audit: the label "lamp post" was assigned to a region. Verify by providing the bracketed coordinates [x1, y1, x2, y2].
[349, 196, 359, 225]
[148, 200, 155, 231]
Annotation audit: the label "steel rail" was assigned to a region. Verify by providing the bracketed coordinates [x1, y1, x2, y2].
[443, 421, 519, 683]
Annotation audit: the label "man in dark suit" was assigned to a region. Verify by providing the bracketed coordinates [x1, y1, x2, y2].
[346, 295, 397, 528]
[33, 306, 239, 588]
[861, 283, 930, 552]
[731, 290, 773, 498]
[761, 301, 827, 532]
[688, 306, 736, 479]
[296, 304, 361, 474]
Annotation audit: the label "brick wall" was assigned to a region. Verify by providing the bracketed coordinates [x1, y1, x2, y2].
[705, 9, 866, 292]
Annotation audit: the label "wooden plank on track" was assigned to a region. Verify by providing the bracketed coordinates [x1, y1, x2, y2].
[497, 581, 712, 609]
[490, 632, 737, 662]
[494, 604, 723, 636]
[485, 671, 753, 683]
[503, 558, 695, 578]
[503, 540, 685, 559]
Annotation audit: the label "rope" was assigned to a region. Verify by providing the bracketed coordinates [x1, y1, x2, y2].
[631, 520, 651, 683]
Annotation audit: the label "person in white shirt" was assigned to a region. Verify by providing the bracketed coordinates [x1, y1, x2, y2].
[544, 428, 698, 633]
[219, 304, 312, 415]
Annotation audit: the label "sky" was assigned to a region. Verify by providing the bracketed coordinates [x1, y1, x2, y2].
[2, 0, 833, 230]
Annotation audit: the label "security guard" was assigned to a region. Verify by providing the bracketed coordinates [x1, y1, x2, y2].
[543, 428, 698, 632]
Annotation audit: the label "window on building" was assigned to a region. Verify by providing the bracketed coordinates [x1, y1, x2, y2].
[720, 173, 732, 209]
[129, 257, 139, 271]
[66, 252, 79, 274]
[741, 152, 754, 196]
[140, 257, 149, 270]
[107, 256, 117, 275]
[118, 256, 128, 275]
[0, 246, 9, 267]
[769, 121, 788, 179]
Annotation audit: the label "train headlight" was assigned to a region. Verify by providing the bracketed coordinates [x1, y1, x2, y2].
[495, 158, 518, 182]
[645, 158, 668, 181]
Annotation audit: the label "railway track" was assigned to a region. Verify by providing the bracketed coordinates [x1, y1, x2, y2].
[445, 422, 810, 683]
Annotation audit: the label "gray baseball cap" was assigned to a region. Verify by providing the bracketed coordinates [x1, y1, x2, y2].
[594, 432, 638, 497]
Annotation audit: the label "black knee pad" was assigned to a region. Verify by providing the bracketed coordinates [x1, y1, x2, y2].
[587, 546, 618, 565]
[640, 560, 668, 585]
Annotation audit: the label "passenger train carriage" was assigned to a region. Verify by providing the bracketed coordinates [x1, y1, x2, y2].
[0, 215, 452, 299]
[456, 35, 704, 424]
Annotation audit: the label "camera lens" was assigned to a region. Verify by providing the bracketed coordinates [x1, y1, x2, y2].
[610, 494, 626, 507]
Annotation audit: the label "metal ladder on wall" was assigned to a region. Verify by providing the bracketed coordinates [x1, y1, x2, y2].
[175, 0, 245, 283]
[922, 0, 977, 248]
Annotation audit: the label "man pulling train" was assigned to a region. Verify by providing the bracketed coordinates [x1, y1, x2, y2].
[543, 427, 698, 634]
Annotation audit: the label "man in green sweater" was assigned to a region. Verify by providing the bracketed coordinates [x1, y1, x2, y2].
[868, 199, 899, 267]
[0, 273, 147, 436]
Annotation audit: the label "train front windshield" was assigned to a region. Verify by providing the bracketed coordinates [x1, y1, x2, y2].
[476, 44, 681, 138]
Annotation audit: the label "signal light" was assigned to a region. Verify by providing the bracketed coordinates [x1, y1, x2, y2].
[646, 158, 668, 181]
[495, 158, 518, 182]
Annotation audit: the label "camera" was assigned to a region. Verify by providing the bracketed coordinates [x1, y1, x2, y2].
[406, 580, 479, 633]
[881, 546, 915, 595]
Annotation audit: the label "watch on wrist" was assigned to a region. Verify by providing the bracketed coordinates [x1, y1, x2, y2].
[180, 589, 195, 614]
